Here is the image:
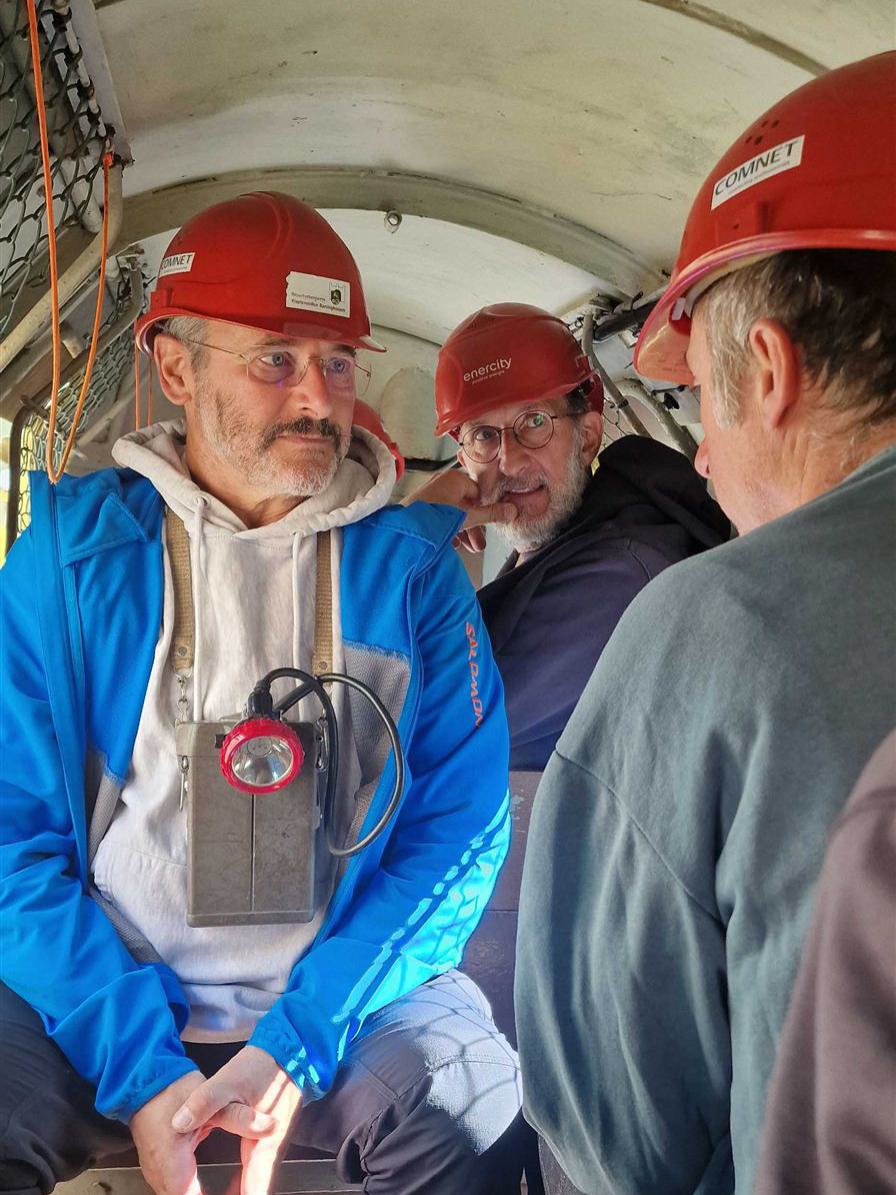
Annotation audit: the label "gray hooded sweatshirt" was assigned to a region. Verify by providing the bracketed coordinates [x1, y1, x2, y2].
[91, 419, 395, 1042]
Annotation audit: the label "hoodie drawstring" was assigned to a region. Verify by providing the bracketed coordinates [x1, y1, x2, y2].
[190, 497, 207, 721]
[291, 533, 301, 676]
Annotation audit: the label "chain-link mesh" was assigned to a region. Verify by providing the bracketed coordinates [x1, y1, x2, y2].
[0, 0, 109, 340]
[10, 265, 137, 540]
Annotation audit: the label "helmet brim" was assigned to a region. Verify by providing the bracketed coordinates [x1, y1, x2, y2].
[136, 308, 388, 355]
[634, 226, 896, 384]
[435, 370, 601, 438]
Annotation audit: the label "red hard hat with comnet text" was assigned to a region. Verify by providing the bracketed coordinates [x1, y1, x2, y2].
[635, 52, 896, 384]
[135, 191, 385, 355]
[434, 303, 603, 437]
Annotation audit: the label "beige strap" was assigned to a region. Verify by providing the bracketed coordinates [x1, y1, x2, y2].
[312, 530, 334, 675]
[166, 510, 334, 678]
[166, 510, 194, 674]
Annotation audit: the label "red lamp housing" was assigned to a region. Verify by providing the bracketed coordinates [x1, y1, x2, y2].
[220, 716, 304, 793]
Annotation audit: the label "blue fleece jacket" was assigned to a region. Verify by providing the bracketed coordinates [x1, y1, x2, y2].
[0, 467, 510, 1121]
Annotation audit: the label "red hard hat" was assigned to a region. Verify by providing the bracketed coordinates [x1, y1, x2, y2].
[635, 52, 896, 384]
[353, 400, 405, 480]
[434, 303, 602, 437]
[135, 192, 386, 354]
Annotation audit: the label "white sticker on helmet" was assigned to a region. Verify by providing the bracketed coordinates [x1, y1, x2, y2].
[711, 135, 804, 210]
[285, 272, 351, 318]
[159, 252, 195, 277]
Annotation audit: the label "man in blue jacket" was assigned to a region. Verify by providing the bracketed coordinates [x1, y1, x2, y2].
[0, 193, 521, 1194]
[516, 53, 896, 1195]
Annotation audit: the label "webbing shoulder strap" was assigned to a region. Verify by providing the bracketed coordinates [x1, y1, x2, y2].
[312, 528, 333, 675]
[165, 510, 194, 674]
[164, 510, 334, 679]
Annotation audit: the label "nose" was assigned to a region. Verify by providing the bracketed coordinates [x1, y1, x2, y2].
[283, 358, 334, 417]
[694, 438, 711, 479]
[496, 427, 531, 471]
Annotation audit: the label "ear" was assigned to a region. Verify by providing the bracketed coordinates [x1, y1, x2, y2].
[456, 443, 474, 477]
[579, 409, 604, 461]
[153, 335, 196, 409]
[746, 319, 801, 431]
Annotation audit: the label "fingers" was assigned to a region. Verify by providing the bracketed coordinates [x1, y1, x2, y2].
[462, 501, 516, 530]
[455, 526, 486, 553]
[211, 1102, 278, 1139]
[240, 1123, 292, 1195]
[172, 1076, 275, 1138]
[139, 1137, 203, 1195]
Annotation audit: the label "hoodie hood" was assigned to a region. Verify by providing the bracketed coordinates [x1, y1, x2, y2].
[577, 435, 731, 548]
[112, 417, 396, 536]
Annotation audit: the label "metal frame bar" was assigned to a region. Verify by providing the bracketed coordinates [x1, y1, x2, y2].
[116, 168, 662, 299]
[0, 164, 124, 373]
[5, 404, 32, 552]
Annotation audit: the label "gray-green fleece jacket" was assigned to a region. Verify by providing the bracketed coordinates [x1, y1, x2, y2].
[515, 444, 896, 1195]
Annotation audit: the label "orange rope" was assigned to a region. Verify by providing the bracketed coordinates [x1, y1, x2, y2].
[147, 356, 153, 425]
[26, 0, 114, 483]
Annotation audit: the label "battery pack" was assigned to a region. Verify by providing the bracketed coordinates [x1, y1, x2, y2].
[176, 719, 322, 926]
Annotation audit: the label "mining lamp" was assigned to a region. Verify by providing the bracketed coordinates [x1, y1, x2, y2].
[219, 666, 404, 858]
[220, 715, 304, 794]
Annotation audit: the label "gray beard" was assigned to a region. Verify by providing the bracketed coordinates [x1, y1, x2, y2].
[485, 436, 591, 554]
[195, 377, 347, 498]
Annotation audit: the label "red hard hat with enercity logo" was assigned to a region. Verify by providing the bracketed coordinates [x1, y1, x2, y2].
[353, 400, 405, 480]
[135, 191, 386, 354]
[434, 303, 602, 437]
[635, 52, 896, 384]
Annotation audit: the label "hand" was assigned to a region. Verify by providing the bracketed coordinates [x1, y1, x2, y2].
[403, 470, 517, 552]
[171, 1045, 302, 1195]
[131, 1070, 208, 1195]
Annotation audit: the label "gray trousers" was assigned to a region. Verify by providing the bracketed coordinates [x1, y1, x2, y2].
[0, 972, 524, 1195]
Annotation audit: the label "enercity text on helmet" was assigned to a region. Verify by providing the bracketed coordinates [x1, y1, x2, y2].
[463, 357, 512, 385]
[634, 52, 896, 384]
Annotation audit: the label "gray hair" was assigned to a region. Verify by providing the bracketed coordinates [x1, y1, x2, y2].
[564, 382, 594, 416]
[157, 315, 208, 367]
[699, 249, 896, 430]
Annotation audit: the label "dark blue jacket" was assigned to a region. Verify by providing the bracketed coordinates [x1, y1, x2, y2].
[478, 436, 730, 770]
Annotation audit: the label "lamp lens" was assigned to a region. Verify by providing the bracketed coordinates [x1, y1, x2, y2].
[232, 735, 295, 789]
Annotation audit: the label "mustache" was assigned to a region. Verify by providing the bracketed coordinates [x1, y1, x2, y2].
[262, 417, 342, 449]
[482, 470, 549, 503]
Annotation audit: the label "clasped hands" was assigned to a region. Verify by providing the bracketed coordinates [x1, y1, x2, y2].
[130, 1045, 301, 1195]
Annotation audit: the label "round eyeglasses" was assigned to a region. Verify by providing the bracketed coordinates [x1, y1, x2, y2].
[175, 337, 371, 398]
[459, 409, 580, 464]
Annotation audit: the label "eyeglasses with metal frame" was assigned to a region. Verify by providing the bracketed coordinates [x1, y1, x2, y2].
[459, 409, 581, 464]
[173, 337, 372, 398]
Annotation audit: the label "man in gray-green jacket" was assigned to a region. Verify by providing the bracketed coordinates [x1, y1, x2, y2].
[516, 53, 896, 1195]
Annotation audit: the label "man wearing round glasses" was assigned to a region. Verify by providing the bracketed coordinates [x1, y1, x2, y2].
[0, 194, 523, 1194]
[411, 302, 729, 771]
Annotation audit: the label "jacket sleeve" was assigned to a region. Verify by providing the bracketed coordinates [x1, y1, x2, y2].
[0, 529, 197, 1121]
[249, 544, 511, 1098]
[515, 746, 733, 1195]
[755, 735, 896, 1195]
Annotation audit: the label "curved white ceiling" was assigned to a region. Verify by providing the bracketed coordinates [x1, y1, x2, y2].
[99, 0, 890, 282]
